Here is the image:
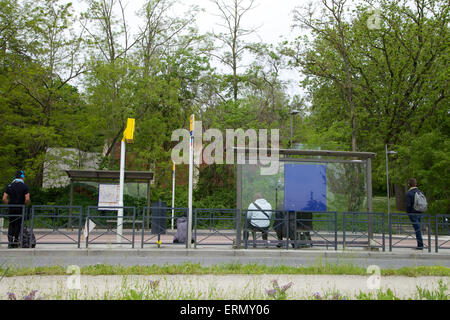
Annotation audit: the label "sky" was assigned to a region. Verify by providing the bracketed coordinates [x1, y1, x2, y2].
[121, 0, 301, 45]
[69, 0, 311, 97]
[111, 0, 304, 96]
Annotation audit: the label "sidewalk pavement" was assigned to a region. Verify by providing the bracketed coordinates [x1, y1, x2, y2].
[1, 245, 449, 260]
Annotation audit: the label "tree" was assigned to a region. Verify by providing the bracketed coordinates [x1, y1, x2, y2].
[210, 0, 258, 103]
[289, 0, 359, 152]
[285, 0, 449, 212]
[81, 0, 143, 166]
[0, 0, 86, 186]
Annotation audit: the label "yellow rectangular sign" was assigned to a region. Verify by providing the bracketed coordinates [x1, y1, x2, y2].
[189, 114, 194, 134]
[123, 118, 135, 143]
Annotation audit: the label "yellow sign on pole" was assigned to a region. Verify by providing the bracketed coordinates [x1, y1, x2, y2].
[123, 118, 135, 143]
[189, 114, 194, 136]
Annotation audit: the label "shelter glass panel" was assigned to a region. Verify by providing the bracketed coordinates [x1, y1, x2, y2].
[241, 160, 367, 213]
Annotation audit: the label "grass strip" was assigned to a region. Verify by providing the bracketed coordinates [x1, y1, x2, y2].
[0, 262, 449, 278]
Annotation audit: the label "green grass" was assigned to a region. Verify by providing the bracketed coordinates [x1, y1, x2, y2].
[1, 262, 449, 278]
[416, 279, 449, 300]
[372, 196, 403, 214]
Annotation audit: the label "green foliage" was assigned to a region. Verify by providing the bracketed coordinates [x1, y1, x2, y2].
[416, 279, 449, 300]
[0, 0, 447, 215]
[355, 288, 400, 300]
[2, 262, 449, 277]
[285, 0, 449, 214]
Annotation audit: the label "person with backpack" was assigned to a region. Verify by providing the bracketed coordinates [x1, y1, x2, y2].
[405, 178, 427, 250]
[2, 170, 30, 248]
[244, 193, 272, 247]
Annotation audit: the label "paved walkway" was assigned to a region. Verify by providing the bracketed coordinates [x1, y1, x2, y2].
[1, 245, 449, 300]
[1, 246, 449, 270]
[1, 228, 449, 269]
[1, 274, 448, 300]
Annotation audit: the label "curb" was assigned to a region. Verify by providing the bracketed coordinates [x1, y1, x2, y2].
[1, 248, 449, 261]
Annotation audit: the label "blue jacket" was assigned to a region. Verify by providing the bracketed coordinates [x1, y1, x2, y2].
[406, 187, 422, 213]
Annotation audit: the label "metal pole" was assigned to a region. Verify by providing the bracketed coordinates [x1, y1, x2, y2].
[236, 163, 242, 248]
[435, 216, 439, 253]
[77, 207, 82, 249]
[385, 144, 390, 216]
[334, 212, 338, 250]
[118, 139, 125, 244]
[427, 215, 431, 253]
[146, 180, 150, 230]
[367, 158, 373, 244]
[187, 115, 194, 249]
[0, 216, 3, 246]
[172, 162, 175, 230]
[290, 113, 293, 148]
[69, 180, 74, 230]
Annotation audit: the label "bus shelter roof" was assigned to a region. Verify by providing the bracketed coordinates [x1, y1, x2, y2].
[65, 170, 154, 183]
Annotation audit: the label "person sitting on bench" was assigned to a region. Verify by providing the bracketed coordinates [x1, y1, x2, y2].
[244, 193, 272, 247]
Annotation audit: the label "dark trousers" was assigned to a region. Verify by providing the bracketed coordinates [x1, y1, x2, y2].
[243, 222, 269, 247]
[408, 213, 423, 248]
[8, 216, 22, 248]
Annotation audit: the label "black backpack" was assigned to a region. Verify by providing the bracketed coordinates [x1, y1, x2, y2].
[21, 227, 36, 248]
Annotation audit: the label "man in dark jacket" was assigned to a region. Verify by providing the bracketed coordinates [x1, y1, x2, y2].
[2, 170, 30, 248]
[405, 178, 424, 250]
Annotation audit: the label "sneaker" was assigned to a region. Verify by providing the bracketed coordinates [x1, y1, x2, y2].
[414, 246, 424, 250]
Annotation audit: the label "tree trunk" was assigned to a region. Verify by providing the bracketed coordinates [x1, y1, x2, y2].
[394, 183, 406, 211]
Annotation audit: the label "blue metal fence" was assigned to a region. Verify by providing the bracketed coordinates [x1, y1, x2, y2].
[388, 212, 432, 252]
[0, 205, 25, 248]
[194, 208, 237, 247]
[343, 212, 385, 251]
[0, 204, 447, 253]
[140, 207, 188, 248]
[435, 214, 450, 252]
[242, 210, 338, 250]
[85, 206, 137, 248]
[30, 206, 83, 248]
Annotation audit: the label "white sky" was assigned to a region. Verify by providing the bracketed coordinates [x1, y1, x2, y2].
[118, 0, 304, 96]
[121, 0, 301, 45]
[70, 0, 309, 97]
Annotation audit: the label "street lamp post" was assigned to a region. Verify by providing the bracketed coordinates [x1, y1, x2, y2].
[385, 144, 397, 216]
[275, 178, 282, 210]
[290, 109, 300, 148]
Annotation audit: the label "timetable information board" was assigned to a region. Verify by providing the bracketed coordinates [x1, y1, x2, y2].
[98, 184, 120, 210]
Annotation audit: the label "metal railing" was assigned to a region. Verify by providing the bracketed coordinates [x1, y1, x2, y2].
[85, 206, 137, 248]
[343, 212, 385, 251]
[30, 206, 83, 248]
[243, 209, 286, 249]
[435, 214, 450, 252]
[0, 204, 447, 253]
[242, 210, 338, 250]
[388, 212, 432, 252]
[0, 205, 25, 248]
[140, 207, 189, 248]
[194, 208, 237, 246]
[289, 211, 338, 250]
